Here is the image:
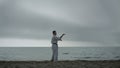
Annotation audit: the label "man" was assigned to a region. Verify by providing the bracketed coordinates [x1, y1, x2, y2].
[51, 30, 65, 62]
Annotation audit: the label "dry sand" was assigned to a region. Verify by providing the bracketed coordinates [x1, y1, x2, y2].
[0, 60, 120, 68]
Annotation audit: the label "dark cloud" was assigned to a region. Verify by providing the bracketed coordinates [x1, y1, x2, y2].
[0, 0, 120, 46]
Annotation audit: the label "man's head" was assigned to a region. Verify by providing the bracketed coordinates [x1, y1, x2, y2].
[53, 30, 57, 35]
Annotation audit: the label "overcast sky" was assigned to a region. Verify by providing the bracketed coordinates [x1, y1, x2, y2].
[0, 0, 120, 47]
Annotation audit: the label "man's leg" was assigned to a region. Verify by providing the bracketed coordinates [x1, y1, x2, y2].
[51, 45, 54, 62]
[54, 45, 58, 62]
[51, 50, 54, 61]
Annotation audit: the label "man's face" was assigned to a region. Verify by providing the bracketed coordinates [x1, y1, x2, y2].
[54, 32, 57, 35]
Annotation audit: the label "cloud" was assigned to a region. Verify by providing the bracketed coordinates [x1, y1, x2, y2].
[0, 0, 120, 46]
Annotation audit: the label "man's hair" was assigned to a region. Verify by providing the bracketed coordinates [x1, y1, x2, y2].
[53, 30, 56, 34]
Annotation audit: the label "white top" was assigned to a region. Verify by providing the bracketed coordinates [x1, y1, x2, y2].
[51, 35, 62, 44]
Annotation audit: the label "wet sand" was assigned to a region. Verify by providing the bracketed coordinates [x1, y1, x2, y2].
[0, 60, 120, 68]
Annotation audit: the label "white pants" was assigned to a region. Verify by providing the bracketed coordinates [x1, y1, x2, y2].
[51, 44, 58, 62]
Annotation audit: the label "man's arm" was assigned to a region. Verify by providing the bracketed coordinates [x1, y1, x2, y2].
[60, 34, 65, 40]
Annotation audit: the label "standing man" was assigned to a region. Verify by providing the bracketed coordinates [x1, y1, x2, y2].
[51, 30, 65, 62]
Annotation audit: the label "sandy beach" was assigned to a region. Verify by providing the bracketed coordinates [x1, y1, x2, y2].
[0, 60, 120, 68]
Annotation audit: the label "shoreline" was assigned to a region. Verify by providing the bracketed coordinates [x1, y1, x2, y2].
[0, 60, 120, 68]
[0, 59, 120, 62]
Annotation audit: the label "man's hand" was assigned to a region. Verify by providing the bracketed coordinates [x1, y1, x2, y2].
[62, 33, 66, 36]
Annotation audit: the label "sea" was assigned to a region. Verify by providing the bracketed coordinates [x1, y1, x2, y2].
[0, 47, 120, 61]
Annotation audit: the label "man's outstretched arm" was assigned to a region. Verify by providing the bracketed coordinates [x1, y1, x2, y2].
[60, 34, 66, 40]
